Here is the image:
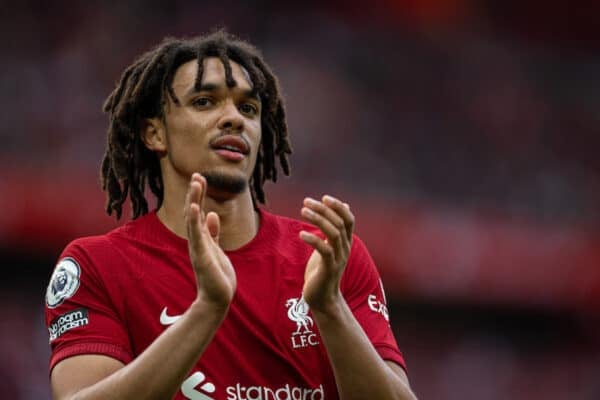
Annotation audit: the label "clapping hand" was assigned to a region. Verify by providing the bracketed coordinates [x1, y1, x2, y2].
[299, 195, 355, 314]
[185, 173, 237, 309]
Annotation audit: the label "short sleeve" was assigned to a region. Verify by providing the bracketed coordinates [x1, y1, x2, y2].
[44, 238, 133, 373]
[341, 236, 406, 371]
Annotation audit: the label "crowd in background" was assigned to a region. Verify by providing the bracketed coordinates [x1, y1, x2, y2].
[2, 1, 599, 399]
[4, 1, 599, 223]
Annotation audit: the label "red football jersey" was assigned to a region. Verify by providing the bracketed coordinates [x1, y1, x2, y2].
[45, 209, 405, 400]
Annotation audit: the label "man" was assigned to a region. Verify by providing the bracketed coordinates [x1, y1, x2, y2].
[45, 30, 417, 400]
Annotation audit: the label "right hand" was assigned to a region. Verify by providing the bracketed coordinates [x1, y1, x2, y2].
[185, 173, 237, 309]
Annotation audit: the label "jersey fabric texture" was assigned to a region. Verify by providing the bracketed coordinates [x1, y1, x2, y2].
[45, 209, 405, 400]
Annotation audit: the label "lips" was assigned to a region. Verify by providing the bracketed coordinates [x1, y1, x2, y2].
[209, 135, 250, 155]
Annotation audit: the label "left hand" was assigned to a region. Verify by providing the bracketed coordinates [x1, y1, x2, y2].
[299, 195, 355, 314]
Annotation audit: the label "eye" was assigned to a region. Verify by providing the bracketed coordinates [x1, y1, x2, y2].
[239, 103, 259, 116]
[192, 97, 213, 108]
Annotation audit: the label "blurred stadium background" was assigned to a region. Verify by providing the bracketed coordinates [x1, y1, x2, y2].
[2, 1, 599, 399]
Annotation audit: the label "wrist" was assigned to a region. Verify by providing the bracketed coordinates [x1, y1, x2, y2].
[308, 292, 347, 321]
[189, 295, 231, 323]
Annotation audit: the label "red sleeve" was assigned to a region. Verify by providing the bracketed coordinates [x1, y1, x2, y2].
[44, 238, 133, 373]
[340, 236, 407, 371]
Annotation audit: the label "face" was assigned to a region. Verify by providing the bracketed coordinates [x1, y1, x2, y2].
[145, 57, 262, 199]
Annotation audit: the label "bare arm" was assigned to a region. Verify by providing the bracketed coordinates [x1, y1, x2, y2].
[52, 299, 226, 400]
[51, 174, 236, 400]
[300, 195, 417, 400]
[311, 301, 416, 399]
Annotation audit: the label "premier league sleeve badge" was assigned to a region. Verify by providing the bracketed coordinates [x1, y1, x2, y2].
[46, 257, 82, 308]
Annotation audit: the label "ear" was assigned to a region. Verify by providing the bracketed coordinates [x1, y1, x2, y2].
[141, 118, 167, 153]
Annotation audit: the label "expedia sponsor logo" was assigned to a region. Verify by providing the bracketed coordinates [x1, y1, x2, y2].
[367, 279, 390, 322]
[367, 294, 389, 321]
[48, 308, 89, 342]
[226, 383, 324, 400]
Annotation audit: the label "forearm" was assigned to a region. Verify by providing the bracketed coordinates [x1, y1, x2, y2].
[313, 298, 416, 400]
[69, 299, 227, 400]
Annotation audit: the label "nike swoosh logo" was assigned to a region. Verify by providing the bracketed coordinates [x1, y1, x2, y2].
[160, 307, 182, 326]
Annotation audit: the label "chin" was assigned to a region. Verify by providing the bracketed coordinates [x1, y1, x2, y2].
[202, 171, 248, 197]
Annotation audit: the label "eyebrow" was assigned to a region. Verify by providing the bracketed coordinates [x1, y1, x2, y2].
[185, 82, 259, 100]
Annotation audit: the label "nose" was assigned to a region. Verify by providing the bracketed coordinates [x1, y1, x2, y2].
[217, 101, 244, 132]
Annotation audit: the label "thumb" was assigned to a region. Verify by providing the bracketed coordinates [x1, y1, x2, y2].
[206, 211, 220, 242]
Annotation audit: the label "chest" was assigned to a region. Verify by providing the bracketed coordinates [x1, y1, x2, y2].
[110, 247, 336, 398]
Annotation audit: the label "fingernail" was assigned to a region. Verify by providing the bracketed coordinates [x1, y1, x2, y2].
[302, 207, 314, 216]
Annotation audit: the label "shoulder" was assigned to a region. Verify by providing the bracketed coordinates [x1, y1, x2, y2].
[67, 212, 156, 251]
[106, 211, 159, 242]
[46, 234, 115, 310]
[58, 213, 154, 267]
[61, 234, 114, 261]
[341, 235, 383, 296]
[348, 235, 372, 262]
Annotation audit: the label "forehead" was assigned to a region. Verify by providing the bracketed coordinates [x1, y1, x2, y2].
[171, 57, 253, 95]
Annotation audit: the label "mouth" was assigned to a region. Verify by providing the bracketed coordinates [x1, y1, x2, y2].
[210, 134, 250, 161]
[210, 135, 250, 155]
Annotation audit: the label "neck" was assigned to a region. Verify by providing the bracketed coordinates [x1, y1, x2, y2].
[157, 176, 259, 251]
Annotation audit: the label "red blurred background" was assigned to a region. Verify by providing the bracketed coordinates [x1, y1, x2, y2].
[2, 1, 599, 399]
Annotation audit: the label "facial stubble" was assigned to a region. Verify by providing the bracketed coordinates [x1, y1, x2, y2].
[203, 171, 248, 195]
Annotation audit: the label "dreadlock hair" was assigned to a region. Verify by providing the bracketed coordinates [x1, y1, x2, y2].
[100, 30, 292, 220]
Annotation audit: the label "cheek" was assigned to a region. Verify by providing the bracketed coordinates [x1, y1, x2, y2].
[167, 112, 212, 144]
[249, 118, 262, 142]
[249, 126, 262, 168]
[163, 114, 214, 169]
[250, 122, 262, 157]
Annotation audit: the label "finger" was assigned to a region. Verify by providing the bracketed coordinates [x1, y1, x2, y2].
[187, 203, 203, 252]
[185, 173, 200, 214]
[186, 174, 207, 250]
[206, 211, 220, 243]
[303, 197, 350, 256]
[301, 206, 345, 257]
[299, 231, 334, 262]
[190, 174, 206, 210]
[303, 197, 346, 233]
[322, 195, 355, 242]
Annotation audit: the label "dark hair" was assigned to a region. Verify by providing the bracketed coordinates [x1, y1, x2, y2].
[101, 30, 292, 219]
